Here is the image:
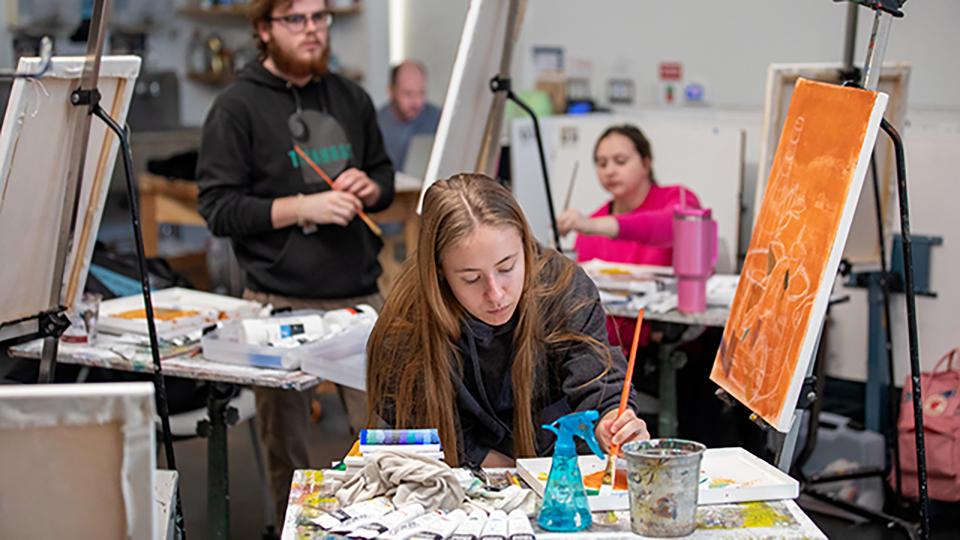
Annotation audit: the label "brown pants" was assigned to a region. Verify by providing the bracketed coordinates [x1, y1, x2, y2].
[242, 289, 383, 525]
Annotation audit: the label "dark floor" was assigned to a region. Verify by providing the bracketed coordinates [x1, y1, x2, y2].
[173, 391, 355, 539]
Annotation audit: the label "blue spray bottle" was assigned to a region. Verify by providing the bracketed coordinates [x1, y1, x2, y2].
[537, 410, 605, 532]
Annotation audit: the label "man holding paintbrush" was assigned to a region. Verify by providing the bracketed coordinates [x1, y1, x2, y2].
[197, 0, 394, 524]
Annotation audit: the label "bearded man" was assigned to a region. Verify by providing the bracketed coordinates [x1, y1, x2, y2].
[196, 0, 394, 522]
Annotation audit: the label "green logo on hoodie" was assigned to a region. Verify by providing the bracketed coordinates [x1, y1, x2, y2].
[288, 143, 354, 170]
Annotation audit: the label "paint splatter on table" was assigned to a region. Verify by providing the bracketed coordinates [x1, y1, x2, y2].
[8, 336, 323, 391]
[281, 469, 825, 539]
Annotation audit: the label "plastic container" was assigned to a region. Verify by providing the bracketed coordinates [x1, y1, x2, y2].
[298, 316, 375, 390]
[202, 306, 375, 377]
[797, 412, 886, 511]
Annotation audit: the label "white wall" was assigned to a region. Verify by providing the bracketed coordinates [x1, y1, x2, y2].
[512, 0, 959, 112]
[826, 117, 960, 382]
[398, 0, 469, 105]
[401, 0, 959, 113]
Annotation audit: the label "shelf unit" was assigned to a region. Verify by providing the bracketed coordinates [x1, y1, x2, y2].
[178, 2, 365, 87]
[177, 3, 363, 19]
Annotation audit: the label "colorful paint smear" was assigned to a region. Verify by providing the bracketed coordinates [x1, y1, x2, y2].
[698, 501, 793, 530]
[711, 79, 886, 430]
[288, 470, 338, 511]
[583, 467, 629, 493]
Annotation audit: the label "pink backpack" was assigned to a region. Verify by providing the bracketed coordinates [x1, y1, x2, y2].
[894, 348, 960, 501]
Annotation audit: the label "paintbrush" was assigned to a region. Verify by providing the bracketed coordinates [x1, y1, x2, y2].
[292, 145, 383, 237]
[603, 308, 645, 488]
[562, 161, 579, 211]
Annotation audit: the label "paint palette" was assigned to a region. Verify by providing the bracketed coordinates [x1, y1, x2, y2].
[581, 260, 673, 295]
[99, 288, 262, 339]
[516, 447, 798, 511]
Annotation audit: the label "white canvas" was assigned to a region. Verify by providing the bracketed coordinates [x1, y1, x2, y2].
[0, 382, 156, 539]
[418, 0, 515, 210]
[0, 55, 140, 324]
[516, 447, 798, 512]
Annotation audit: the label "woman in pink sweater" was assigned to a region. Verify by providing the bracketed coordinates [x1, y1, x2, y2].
[558, 124, 701, 348]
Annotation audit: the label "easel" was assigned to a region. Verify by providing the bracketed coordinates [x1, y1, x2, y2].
[463, 0, 564, 250]
[734, 2, 931, 538]
[0, 0, 185, 536]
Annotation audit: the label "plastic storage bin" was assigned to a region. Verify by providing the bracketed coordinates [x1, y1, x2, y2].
[800, 412, 886, 511]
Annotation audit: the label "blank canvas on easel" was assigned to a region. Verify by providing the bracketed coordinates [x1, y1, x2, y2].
[711, 79, 888, 431]
[418, 0, 518, 208]
[0, 55, 139, 323]
[0, 382, 155, 539]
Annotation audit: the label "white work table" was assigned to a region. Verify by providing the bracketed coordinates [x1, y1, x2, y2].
[280, 469, 826, 539]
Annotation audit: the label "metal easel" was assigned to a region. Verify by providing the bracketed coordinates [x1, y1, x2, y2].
[0, 0, 186, 536]
[770, 2, 930, 537]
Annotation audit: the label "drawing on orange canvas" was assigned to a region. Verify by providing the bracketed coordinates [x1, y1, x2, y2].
[711, 79, 888, 431]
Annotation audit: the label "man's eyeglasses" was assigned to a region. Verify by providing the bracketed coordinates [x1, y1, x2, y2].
[270, 10, 334, 32]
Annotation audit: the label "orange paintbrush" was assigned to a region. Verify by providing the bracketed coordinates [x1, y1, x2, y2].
[293, 145, 382, 237]
[603, 308, 645, 486]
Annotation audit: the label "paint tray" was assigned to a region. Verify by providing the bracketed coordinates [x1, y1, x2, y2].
[98, 288, 263, 339]
[581, 259, 674, 295]
[516, 447, 798, 511]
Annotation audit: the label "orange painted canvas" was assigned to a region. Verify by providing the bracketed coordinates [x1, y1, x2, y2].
[711, 79, 888, 431]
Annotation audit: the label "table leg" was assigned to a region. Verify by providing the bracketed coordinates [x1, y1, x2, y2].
[202, 383, 236, 540]
[658, 343, 679, 437]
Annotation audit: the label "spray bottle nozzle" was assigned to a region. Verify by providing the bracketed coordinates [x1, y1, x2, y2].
[542, 410, 605, 460]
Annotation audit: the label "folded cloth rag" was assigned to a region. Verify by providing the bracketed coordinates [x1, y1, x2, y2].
[336, 450, 465, 511]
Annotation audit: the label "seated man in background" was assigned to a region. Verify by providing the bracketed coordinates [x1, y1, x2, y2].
[376, 60, 442, 172]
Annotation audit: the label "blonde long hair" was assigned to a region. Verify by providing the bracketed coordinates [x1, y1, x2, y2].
[367, 173, 608, 465]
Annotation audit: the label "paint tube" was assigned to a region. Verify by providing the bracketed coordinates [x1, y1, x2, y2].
[322, 305, 377, 333]
[479, 510, 508, 540]
[407, 509, 468, 540]
[347, 503, 425, 539]
[377, 510, 444, 540]
[241, 315, 324, 345]
[448, 509, 488, 540]
[310, 496, 393, 531]
[268, 333, 322, 348]
[506, 509, 535, 540]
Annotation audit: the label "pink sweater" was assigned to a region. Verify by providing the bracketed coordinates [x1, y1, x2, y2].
[575, 184, 701, 266]
[575, 183, 701, 348]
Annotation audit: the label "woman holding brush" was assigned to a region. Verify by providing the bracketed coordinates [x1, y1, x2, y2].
[557, 124, 702, 349]
[366, 174, 649, 468]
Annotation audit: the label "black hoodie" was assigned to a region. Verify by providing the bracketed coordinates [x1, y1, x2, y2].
[452, 264, 638, 467]
[197, 63, 395, 299]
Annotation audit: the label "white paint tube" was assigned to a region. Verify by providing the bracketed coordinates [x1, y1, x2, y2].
[241, 315, 324, 345]
[449, 509, 488, 540]
[479, 510, 509, 540]
[506, 509, 535, 540]
[310, 496, 393, 531]
[377, 510, 444, 540]
[407, 509, 468, 540]
[347, 503, 426, 539]
[322, 304, 377, 333]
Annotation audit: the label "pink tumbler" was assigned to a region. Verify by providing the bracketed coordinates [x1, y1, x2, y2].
[673, 207, 717, 314]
